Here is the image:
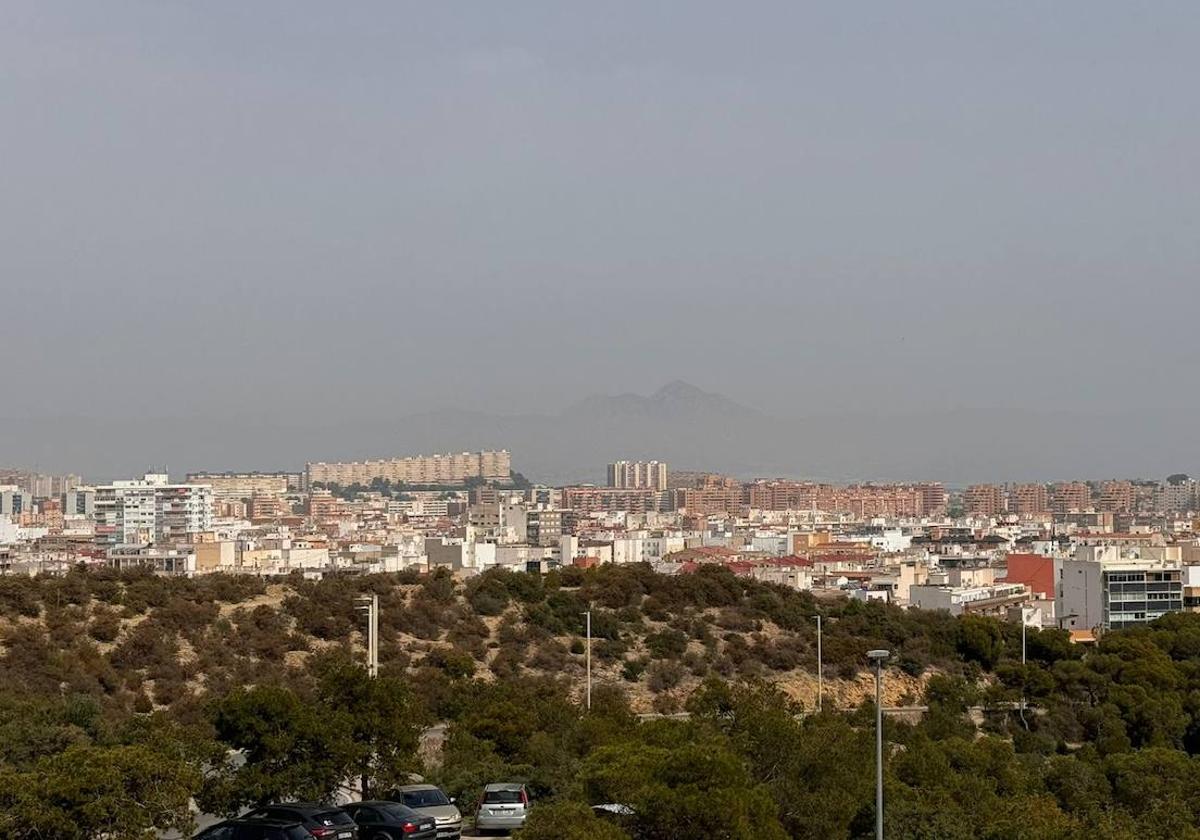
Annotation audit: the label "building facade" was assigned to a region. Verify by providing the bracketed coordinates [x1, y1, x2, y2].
[1097, 481, 1134, 513]
[561, 487, 665, 514]
[1060, 546, 1184, 631]
[1009, 484, 1049, 516]
[964, 484, 1004, 517]
[0, 486, 33, 518]
[607, 460, 669, 492]
[185, 472, 298, 501]
[1051, 482, 1092, 514]
[94, 474, 213, 547]
[305, 450, 511, 488]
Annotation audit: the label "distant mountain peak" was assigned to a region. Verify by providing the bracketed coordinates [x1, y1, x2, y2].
[651, 380, 710, 400]
[563, 382, 759, 421]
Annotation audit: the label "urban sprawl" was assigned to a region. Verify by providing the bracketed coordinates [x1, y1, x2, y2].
[3, 455, 1200, 637]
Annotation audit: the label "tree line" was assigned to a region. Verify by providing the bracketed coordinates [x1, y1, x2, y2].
[2, 565, 1200, 837]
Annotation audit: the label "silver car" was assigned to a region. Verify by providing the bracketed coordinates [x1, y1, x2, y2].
[392, 784, 462, 840]
[473, 783, 531, 833]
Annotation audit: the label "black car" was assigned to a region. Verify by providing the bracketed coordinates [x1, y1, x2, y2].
[342, 800, 437, 840]
[193, 818, 316, 840]
[241, 804, 359, 840]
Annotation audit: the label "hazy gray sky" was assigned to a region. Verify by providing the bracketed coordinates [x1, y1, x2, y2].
[3, 2, 1198, 428]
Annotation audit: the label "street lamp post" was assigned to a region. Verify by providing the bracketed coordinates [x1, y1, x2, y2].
[1021, 616, 1027, 665]
[583, 610, 592, 711]
[355, 594, 379, 678]
[867, 649, 890, 840]
[814, 615, 823, 712]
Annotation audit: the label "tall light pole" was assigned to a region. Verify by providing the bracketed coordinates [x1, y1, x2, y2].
[356, 594, 379, 678]
[867, 649, 890, 840]
[1021, 614, 1027, 665]
[583, 610, 592, 711]
[814, 614, 823, 712]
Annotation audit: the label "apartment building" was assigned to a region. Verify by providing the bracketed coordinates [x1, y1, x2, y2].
[185, 472, 298, 501]
[1098, 481, 1134, 513]
[917, 482, 948, 517]
[835, 485, 924, 518]
[305, 450, 511, 488]
[307, 489, 343, 518]
[0, 469, 80, 497]
[1009, 484, 1049, 516]
[561, 487, 665, 514]
[63, 488, 96, 518]
[909, 581, 1031, 617]
[0, 486, 33, 517]
[526, 509, 564, 547]
[607, 460, 669, 492]
[964, 484, 1004, 517]
[748, 480, 812, 511]
[107, 545, 197, 576]
[248, 494, 291, 520]
[674, 476, 744, 517]
[387, 496, 452, 518]
[94, 474, 213, 548]
[1051, 482, 1092, 514]
[746, 480, 940, 517]
[1060, 545, 1184, 631]
[1161, 476, 1199, 512]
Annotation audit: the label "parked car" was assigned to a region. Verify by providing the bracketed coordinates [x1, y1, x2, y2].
[241, 803, 358, 840]
[193, 818, 316, 840]
[390, 784, 462, 839]
[342, 800, 437, 840]
[473, 783, 531, 834]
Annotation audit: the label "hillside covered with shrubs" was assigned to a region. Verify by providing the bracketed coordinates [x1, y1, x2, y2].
[3, 564, 1200, 838]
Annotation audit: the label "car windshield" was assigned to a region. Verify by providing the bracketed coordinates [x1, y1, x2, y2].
[483, 790, 523, 804]
[314, 811, 355, 827]
[402, 790, 450, 808]
[381, 803, 422, 821]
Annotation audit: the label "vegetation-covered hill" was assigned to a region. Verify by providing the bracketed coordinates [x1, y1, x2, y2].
[3, 564, 1200, 838]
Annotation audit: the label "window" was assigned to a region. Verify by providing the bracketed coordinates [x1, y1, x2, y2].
[315, 811, 355, 827]
[382, 803, 422, 821]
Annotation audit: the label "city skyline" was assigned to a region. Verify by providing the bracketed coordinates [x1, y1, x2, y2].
[4, 2, 1200, 482]
[4, 4, 1200, 835]
[2, 380, 1197, 485]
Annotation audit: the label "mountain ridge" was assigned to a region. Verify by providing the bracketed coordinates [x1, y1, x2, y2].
[1, 383, 1193, 485]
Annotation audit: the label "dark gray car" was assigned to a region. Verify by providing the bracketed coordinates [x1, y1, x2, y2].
[391, 784, 462, 840]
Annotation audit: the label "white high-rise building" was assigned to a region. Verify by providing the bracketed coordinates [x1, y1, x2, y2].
[94, 473, 213, 547]
[607, 460, 669, 492]
[0, 486, 33, 518]
[63, 488, 96, 518]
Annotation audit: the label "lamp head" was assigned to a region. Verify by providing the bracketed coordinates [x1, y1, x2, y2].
[867, 649, 890, 664]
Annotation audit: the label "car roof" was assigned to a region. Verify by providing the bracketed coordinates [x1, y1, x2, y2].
[259, 803, 340, 815]
[261, 801, 338, 811]
[396, 784, 441, 792]
[483, 783, 525, 791]
[228, 818, 305, 827]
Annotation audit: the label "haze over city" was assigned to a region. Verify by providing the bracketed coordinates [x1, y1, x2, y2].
[10, 5, 1200, 839]
[3, 2, 1200, 483]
